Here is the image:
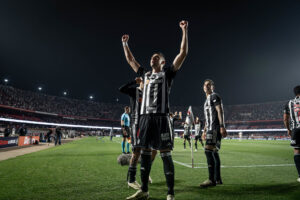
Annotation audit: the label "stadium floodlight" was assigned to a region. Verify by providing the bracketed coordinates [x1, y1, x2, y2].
[89, 95, 94, 100]
[63, 91, 67, 96]
[38, 86, 42, 91]
[4, 78, 9, 83]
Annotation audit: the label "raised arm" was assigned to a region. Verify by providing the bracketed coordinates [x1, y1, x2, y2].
[122, 35, 141, 73]
[172, 20, 188, 71]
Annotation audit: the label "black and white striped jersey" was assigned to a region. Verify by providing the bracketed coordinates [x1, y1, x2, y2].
[284, 96, 300, 130]
[137, 65, 176, 115]
[119, 80, 143, 125]
[204, 92, 224, 131]
[195, 120, 204, 136]
[183, 124, 192, 136]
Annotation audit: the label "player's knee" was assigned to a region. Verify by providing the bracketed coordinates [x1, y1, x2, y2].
[294, 148, 300, 155]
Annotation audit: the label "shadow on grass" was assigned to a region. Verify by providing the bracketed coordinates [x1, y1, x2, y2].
[176, 182, 300, 198]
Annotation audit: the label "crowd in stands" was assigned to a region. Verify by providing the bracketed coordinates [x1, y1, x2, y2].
[0, 84, 286, 129]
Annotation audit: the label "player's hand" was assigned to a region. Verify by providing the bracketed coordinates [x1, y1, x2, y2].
[135, 77, 142, 84]
[179, 20, 188, 30]
[122, 34, 129, 43]
[287, 130, 292, 137]
[220, 127, 227, 138]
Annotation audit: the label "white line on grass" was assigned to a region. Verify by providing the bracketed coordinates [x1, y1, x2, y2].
[173, 160, 294, 169]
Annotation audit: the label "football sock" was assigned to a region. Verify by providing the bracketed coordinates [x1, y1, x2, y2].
[122, 141, 125, 153]
[213, 151, 221, 181]
[161, 152, 175, 195]
[140, 150, 152, 192]
[205, 149, 215, 182]
[294, 154, 300, 177]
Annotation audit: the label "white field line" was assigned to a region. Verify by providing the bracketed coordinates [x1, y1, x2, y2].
[173, 160, 294, 169]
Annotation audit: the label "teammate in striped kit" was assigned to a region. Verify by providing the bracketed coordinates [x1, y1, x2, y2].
[200, 79, 227, 187]
[283, 85, 300, 183]
[119, 78, 157, 190]
[194, 117, 204, 151]
[122, 20, 188, 200]
[183, 121, 192, 149]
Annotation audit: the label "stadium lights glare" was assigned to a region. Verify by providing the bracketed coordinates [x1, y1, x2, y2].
[4, 78, 9, 83]
[89, 95, 94, 99]
[63, 91, 67, 96]
[38, 87, 42, 91]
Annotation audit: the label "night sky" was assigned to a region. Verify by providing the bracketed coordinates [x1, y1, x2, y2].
[0, 0, 299, 107]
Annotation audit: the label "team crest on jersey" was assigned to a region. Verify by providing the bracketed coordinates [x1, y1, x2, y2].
[291, 140, 296, 145]
[161, 133, 170, 141]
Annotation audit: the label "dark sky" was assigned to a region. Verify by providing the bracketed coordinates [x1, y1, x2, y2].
[0, 0, 299, 107]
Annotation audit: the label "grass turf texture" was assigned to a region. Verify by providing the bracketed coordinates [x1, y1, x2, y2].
[0, 137, 299, 200]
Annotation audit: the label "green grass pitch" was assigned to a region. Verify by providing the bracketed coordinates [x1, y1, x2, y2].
[0, 137, 299, 200]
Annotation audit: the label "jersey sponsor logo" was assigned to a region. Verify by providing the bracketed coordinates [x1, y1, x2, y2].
[161, 133, 170, 141]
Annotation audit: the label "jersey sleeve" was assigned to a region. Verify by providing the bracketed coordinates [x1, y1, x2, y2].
[284, 101, 290, 115]
[119, 80, 137, 98]
[136, 67, 145, 77]
[164, 65, 177, 85]
[212, 93, 222, 106]
[121, 114, 125, 121]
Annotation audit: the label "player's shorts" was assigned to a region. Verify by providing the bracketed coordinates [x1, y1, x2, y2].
[137, 114, 173, 150]
[184, 134, 190, 140]
[122, 126, 130, 138]
[206, 129, 222, 150]
[291, 128, 300, 149]
[195, 135, 202, 141]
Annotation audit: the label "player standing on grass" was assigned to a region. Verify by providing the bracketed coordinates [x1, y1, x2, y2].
[283, 85, 300, 183]
[121, 20, 188, 200]
[121, 106, 131, 154]
[194, 117, 204, 151]
[200, 79, 227, 187]
[183, 121, 192, 149]
[119, 78, 157, 190]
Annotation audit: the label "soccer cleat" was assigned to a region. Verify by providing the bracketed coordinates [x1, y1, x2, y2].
[148, 176, 153, 184]
[126, 189, 149, 200]
[200, 180, 216, 187]
[297, 178, 300, 183]
[167, 194, 175, 200]
[128, 181, 141, 190]
[216, 179, 223, 185]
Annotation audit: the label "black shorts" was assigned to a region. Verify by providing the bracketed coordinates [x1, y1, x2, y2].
[184, 135, 190, 140]
[206, 129, 222, 150]
[137, 114, 173, 150]
[291, 128, 300, 149]
[195, 135, 202, 141]
[122, 126, 130, 138]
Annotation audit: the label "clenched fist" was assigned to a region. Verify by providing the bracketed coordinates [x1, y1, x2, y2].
[179, 20, 188, 30]
[122, 34, 129, 43]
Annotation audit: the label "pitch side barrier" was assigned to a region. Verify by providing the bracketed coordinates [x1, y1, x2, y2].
[0, 117, 286, 132]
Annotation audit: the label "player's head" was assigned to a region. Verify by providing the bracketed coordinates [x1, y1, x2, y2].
[294, 85, 300, 96]
[195, 117, 199, 123]
[124, 106, 130, 113]
[203, 79, 214, 94]
[150, 52, 165, 70]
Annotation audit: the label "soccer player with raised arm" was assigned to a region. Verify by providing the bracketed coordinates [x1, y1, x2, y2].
[200, 79, 227, 187]
[283, 85, 300, 183]
[121, 20, 188, 200]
